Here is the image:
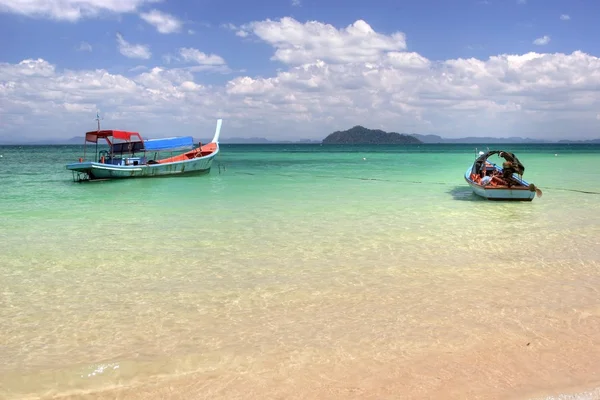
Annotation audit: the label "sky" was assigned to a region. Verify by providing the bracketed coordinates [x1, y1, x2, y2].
[1, 0, 600, 142]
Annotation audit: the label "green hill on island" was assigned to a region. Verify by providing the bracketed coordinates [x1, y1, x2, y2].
[322, 126, 422, 144]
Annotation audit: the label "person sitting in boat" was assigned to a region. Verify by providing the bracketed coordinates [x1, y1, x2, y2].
[480, 170, 507, 187]
[501, 162, 515, 187]
[499, 151, 518, 187]
[491, 170, 508, 186]
[478, 166, 492, 185]
[481, 175, 492, 186]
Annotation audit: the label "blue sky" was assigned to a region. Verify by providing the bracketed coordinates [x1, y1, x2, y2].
[1, 0, 600, 141]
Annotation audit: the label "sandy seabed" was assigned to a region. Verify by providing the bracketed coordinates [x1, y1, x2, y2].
[37, 269, 600, 400]
[50, 330, 600, 400]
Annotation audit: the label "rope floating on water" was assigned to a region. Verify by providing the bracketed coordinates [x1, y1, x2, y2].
[230, 172, 600, 194]
[544, 188, 600, 195]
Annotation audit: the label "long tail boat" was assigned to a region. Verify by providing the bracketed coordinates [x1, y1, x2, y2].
[66, 117, 222, 182]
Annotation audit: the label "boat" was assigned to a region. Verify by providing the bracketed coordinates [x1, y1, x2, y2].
[464, 150, 542, 201]
[66, 117, 223, 182]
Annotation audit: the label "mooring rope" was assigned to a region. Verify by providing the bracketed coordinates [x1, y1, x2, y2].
[230, 171, 600, 194]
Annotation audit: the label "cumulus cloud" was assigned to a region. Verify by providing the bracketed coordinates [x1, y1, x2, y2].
[1, 58, 55, 78]
[139, 9, 182, 34]
[560, 14, 571, 21]
[0, 0, 155, 21]
[179, 48, 226, 65]
[291, 0, 301, 6]
[235, 17, 407, 64]
[533, 35, 551, 45]
[116, 33, 151, 59]
[161, 48, 229, 73]
[2, 18, 600, 141]
[221, 22, 250, 38]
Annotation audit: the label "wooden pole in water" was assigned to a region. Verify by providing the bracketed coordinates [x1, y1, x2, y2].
[95, 112, 101, 163]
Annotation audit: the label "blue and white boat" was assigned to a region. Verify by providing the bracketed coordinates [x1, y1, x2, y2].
[67, 118, 222, 182]
[464, 150, 542, 201]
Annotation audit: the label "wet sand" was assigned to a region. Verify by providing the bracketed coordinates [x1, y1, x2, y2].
[50, 328, 600, 400]
[35, 263, 600, 400]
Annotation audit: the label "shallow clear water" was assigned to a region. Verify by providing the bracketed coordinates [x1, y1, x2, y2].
[1, 143, 600, 399]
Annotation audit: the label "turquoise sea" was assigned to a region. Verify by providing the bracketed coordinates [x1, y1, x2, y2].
[1, 143, 600, 399]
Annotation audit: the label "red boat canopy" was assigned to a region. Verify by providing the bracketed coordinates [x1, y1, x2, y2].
[85, 130, 143, 143]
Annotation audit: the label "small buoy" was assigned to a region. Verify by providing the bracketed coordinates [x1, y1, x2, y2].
[363, 157, 366, 160]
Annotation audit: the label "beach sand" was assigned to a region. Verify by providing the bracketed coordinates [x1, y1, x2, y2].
[50, 336, 600, 400]
[47, 312, 600, 400]
[19, 261, 600, 400]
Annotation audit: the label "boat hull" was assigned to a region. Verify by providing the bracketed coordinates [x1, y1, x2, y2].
[67, 151, 217, 181]
[464, 166, 536, 201]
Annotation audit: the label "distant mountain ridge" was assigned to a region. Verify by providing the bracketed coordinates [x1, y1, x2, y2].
[0, 136, 322, 145]
[322, 126, 422, 144]
[2, 131, 600, 145]
[410, 134, 553, 144]
[0, 136, 86, 145]
[410, 134, 600, 144]
[201, 137, 321, 144]
[557, 138, 600, 144]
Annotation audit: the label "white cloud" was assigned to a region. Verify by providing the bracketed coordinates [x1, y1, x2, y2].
[139, 9, 182, 34]
[180, 81, 203, 92]
[160, 49, 230, 73]
[129, 65, 148, 72]
[560, 14, 571, 21]
[517, 0, 526, 4]
[0, 0, 156, 21]
[116, 33, 151, 59]
[221, 22, 250, 38]
[76, 41, 92, 52]
[2, 18, 600, 142]
[235, 17, 407, 65]
[291, 0, 301, 6]
[0, 58, 56, 78]
[533, 35, 551, 45]
[134, 67, 194, 90]
[64, 102, 95, 112]
[179, 48, 226, 65]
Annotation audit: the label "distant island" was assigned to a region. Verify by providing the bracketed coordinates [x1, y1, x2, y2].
[322, 126, 422, 144]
